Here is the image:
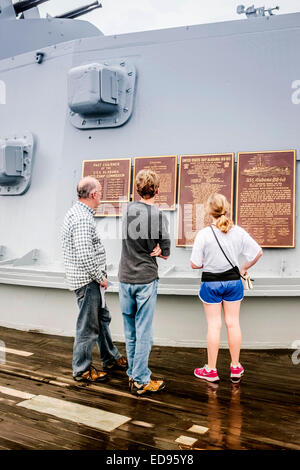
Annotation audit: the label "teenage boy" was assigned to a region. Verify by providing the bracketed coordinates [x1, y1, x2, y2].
[118, 169, 171, 395]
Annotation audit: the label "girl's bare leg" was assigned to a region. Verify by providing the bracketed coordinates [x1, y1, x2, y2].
[223, 300, 242, 365]
[203, 302, 222, 369]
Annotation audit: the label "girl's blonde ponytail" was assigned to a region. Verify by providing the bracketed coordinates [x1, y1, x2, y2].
[206, 193, 233, 233]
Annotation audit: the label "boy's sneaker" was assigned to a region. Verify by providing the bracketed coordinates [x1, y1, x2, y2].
[128, 377, 134, 391]
[131, 379, 166, 396]
[230, 363, 244, 383]
[194, 365, 220, 383]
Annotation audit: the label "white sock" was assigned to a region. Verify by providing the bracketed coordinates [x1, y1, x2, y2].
[231, 363, 240, 368]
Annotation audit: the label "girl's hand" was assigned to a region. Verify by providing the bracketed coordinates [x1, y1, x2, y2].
[241, 269, 248, 278]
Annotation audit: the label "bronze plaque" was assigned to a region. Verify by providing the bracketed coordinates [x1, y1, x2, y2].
[82, 158, 131, 216]
[236, 150, 296, 247]
[177, 154, 234, 247]
[133, 155, 177, 210]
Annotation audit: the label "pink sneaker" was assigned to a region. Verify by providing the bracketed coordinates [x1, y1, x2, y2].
[230, 363, 244, 382]
[194, 365, 220, 383]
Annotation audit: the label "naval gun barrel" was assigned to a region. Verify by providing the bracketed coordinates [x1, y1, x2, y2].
[13, 0, 50, 15]
[55, 1, 102, 20]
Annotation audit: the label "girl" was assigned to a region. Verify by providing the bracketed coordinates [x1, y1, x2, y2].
[190, 193, 262, 383]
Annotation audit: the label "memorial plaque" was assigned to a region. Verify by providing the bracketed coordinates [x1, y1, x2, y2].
[236, 150, 296, 247]
[133, 155, 177, 210]
[82, 158, 131, 216]
[177, 154, 234, 247]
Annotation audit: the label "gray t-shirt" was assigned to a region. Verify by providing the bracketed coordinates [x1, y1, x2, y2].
[118, 201, 171, 284]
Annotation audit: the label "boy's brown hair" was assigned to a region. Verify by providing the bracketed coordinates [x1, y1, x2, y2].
[135, 169, 160, 199]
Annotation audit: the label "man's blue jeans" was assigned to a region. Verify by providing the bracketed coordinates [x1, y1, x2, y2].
[73, 281, 121, 377]
[119, 279, 158, 385]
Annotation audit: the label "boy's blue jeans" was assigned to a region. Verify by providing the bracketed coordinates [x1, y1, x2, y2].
[119, 279, 158, 385]
[73, 281, 121, 377]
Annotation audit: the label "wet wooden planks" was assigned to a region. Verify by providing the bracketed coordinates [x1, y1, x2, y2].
[0, 325, 299, 450]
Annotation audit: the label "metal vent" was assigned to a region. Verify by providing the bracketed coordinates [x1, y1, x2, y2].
[0, 132, 34, 196]
[68, 60, 136, 129]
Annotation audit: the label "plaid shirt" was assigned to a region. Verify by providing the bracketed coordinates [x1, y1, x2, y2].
[61, 201, 106, 290]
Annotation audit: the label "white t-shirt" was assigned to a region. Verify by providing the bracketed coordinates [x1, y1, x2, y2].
[190, 225, 261, 273]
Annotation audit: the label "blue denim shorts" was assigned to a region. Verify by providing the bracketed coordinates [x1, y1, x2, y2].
[199, 280, 244, 304]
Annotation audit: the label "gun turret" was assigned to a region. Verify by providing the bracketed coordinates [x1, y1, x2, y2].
[13, 0, 50, 15]
[237, 4, 280, 18]
[55, 1, 102, 20]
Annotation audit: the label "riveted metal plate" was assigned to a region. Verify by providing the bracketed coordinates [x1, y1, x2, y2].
[68, 59, 136, 129]
[0, 131, 34, 196]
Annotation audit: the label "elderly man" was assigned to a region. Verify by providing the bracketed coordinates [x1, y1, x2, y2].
[62, 176, 127, 382]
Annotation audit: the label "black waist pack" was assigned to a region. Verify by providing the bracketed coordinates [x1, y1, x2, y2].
[201, 267, 241, 282]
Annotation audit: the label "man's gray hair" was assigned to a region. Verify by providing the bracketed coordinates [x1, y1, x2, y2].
[77, 176, 99, 199]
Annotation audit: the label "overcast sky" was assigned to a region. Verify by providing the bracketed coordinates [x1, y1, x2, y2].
[38, 0, 300, 35]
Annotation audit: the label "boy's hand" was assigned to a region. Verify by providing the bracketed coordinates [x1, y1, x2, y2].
[150, 243, 162, 257]
[100, 278, 108, 290]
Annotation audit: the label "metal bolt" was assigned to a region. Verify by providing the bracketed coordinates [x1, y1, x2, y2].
[36, 52, 45, 64]
[120, 61, 125, 67]
[123, 108, 128, 113]
[128, 71, 133, 76]
[97, 119, 102, 125]
[82, 120, 86, 126]
[114, 118, 119, 123]
[126, 88, 132, 93]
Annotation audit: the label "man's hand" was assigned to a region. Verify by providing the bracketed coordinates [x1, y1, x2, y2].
[100, 277, 108, 290]
[150, 243, 162, 257]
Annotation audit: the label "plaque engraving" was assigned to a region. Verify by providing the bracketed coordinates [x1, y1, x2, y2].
[82, 158, 131, 216]
[133, 155, 177, 210]
[177, 154, 234, 247]
[236, 150, 296, 247]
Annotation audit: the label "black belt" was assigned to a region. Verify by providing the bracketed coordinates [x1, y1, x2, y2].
[201, 267, 241, 282]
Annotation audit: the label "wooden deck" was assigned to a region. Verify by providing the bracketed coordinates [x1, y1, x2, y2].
[0, 325, 299, 450]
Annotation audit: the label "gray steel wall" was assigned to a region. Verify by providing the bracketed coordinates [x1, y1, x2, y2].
[0, 284, 298, 349]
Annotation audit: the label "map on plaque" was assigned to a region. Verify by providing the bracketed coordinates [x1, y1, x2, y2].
[236, 150, 296, 247]
[133, 155, 177, 210]
[177, 154, 234, 247]
[82, 158, 131, 216]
